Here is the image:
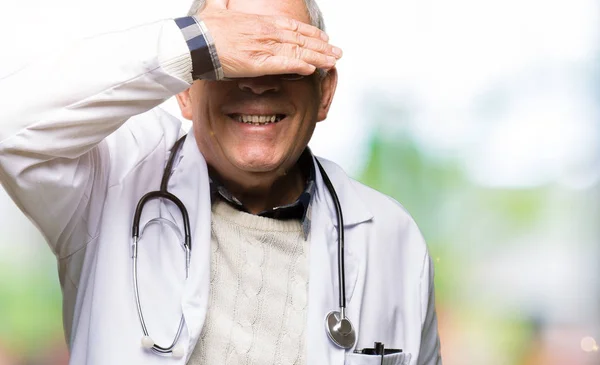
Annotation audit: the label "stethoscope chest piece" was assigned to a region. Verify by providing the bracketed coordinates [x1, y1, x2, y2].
[325, 310, 356, 349]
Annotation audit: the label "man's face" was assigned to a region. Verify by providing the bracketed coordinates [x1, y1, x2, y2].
[176, 0, 337, 179]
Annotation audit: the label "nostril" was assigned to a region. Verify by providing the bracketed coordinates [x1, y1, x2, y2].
[238, 78, 281, 94]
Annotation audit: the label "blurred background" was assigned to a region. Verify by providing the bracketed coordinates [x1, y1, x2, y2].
[1, 0, 599, 363]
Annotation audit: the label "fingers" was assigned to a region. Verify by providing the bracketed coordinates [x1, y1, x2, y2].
[263, 57, 316, 76]
[273, 17, 329, 42]
[276, 44, 336, 71]
[276, 30, 342, 59]
[201, 9, 342, 78]
[203, 0, 228, 10]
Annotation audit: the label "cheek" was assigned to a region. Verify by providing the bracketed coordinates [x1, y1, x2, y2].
[190, 85, 221, 130]
[191, 86, 209, 118]
[304, 98, 322, 124]
[190, 80, 225, 108]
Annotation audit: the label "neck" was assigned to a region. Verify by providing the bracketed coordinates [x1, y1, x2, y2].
[210, 165, 305, 214]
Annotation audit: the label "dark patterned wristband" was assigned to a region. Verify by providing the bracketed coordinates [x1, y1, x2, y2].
[174, 16, 223, 80]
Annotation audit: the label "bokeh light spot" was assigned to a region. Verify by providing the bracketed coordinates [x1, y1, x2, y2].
[580, 336, 597, 352]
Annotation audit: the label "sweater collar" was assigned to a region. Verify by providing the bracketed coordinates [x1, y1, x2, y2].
[208, 148, 316, 239]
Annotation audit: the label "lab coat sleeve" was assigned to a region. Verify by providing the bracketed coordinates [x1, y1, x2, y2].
[0, 19, 192, 258]
[418, 254, 443, 365]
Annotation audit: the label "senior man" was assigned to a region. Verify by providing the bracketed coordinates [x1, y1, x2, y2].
[0, 0, 442, 364]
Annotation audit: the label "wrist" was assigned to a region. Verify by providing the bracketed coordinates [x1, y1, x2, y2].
[174, 16, 224, 80]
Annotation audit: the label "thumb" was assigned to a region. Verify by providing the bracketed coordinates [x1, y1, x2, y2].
[203, 0, 228, 10]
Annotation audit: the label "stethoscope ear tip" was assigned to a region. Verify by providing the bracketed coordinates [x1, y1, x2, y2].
[141, 336, 155, 349]
[172, 345, 185, 358]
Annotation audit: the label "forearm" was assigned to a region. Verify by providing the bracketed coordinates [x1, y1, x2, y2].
[0, 18, 207, 256]
[0, 19, 195, 159]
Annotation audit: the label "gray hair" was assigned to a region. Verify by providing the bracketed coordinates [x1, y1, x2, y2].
[187, 0, 326, 31]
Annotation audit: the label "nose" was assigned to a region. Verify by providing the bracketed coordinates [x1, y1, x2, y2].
[237, 76, 281, 95]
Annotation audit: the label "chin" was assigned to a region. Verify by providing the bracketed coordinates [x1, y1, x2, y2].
[234, 159, 283, 174]
[230, 151, 284, 174]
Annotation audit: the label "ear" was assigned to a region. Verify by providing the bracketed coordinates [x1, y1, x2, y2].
[176, 89, 194, 121]
[317, 67, 338, 122]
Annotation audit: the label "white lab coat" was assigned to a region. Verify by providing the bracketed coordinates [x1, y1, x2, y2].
[0, 19, 441, 365]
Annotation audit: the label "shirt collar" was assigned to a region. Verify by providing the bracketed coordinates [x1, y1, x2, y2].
[209, 148, 316, 239]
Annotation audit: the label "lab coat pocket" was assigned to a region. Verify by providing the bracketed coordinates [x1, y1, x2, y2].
[345, 352, 411, 365]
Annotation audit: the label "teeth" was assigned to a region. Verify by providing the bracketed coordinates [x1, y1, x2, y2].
[235, 114, 282, 125]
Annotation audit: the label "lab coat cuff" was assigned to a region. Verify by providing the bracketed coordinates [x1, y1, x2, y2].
[158, 20, 194, 84]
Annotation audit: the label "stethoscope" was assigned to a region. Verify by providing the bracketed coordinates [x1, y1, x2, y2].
[130, 135, 356, 358]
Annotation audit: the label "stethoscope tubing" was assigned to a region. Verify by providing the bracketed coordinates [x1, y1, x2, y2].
[131, 136, 192, 356]
[315, 160, 347, 312]
[132, 190, 192, 248]
[132, 235, 187, 353]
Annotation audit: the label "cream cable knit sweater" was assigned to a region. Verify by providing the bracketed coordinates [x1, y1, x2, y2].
[188, 200, 309, 365]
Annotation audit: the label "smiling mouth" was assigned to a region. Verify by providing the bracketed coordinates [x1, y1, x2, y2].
[228, 114, 287, 126]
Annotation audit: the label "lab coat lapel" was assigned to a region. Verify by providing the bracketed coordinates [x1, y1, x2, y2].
[165, 132, 212, 362]
[313, 157, 373, 302]
[313, 158, 373, 227]
[306, 157, 373, 364]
